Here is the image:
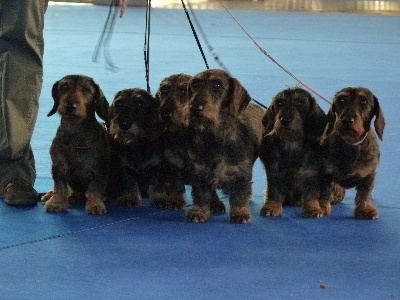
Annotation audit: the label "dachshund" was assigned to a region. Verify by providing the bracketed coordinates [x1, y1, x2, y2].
[151, 73, 226, 213]
[107, 88, 163, 207]
[184, 69, 265, 223]
[319, 87, 385, 219]
[44, 74, 110, 214]
[259, 87, 333, 218]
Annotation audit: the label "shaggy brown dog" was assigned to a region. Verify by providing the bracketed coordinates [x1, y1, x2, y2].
[151, 73, 225, 213]
[44, 75, 110, 214]
[259, 87, 332, 218]
[319, 87, 385, 219]
[185, 69, 264, 223]
[108, 88, 162, 207]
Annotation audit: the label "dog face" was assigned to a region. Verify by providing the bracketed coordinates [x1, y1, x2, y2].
[156, 73, 192, 132]
[262, 87, 326, 142]
[186, 69, 251, 131]
[48, 75, 109, 123]
[326, 87, 385, 144]
[108, 88, 160, 145]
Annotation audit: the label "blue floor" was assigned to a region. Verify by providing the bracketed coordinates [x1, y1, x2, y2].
[1, 3, 400, 299]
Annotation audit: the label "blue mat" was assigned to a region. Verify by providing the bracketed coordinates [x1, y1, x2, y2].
[1, 4, 399, 299]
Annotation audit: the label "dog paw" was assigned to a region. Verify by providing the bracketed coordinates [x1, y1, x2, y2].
[319, 202, 332, 215]
[260, 201, 282, 217]
[210, 197, 226, 214]
[166, 194, 186, 211]
[41, 190, 54, 202]
[117, 193, 142, 208]
[186, 207, 211, 222]
[230, 206, 251, 224]
[301, 200, 324, 218]
[149, 193, 169, 208]
[331, 184, 346, 205]
[86, 200, 107, 215]
[44, 195, 69, 213]
[354, 202, 378, 220]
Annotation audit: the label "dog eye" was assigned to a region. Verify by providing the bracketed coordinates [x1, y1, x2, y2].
[213, 83, 222, 91]
[276, 100, 283, 107]
[59, 83, 69, 91]
[296, 101, 306, 108]
[81, 87, 91, 94]
[160, 86, 171, 95]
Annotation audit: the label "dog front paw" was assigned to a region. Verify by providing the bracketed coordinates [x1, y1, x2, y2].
[186, 207, 211, 222]
[117, 193, 142, 208]
[260, 201, 282, 217]
[210, 197, 226, 214]
[166, 193, 186, 210]
[319, 202, 332, 216]
[230, 206, 251, 224]
[301, 199, 324, 218]
[86, 199, 107, 215]
[355, 202, 378, 220]
[149, 192, 169, 208]
[44, 194, 69, 213]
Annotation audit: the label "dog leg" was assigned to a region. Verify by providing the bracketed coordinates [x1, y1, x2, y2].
[210, 190, 226, 214]
[117, 181, 142, 208]
[331, 183, 346, 205]
[44, 183, 69, 213]
[354, 175, 378, 220]
[260, 187, 283, 217]
[187, 185, 211, 222]
[229, 182, 252, 223]
[301, 199, 324, 218]
[85, 193, 107, 215]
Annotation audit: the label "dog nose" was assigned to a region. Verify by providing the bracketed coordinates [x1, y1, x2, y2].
[280, 117, 291, 127]
[65, 104, 76, 113]
[119, 122, 131, 131]
[161, 111, 173, 121]
[342, 117, 354, 127]
[190, 104, 203, 115]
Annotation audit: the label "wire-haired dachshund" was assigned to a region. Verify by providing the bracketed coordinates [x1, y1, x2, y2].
[108, 88, 162, 207]
[259, 87, 333, 218]
[320, 87, 385, 219]
[44, 74, 110, 214]
[151, 73, 225, 213]
[185, 69, 265, 223]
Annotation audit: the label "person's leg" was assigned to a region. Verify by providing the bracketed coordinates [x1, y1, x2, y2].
[0, 0, 47, 205]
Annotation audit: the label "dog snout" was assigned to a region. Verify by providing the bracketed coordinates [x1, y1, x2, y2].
[341, 116, 354, 127]
[280, 116, 292, 128]
[190, 104, 203, 115]
[161, 111, 173, 121]
[118, 120, 131, 131]
[65, 104, 77, 114]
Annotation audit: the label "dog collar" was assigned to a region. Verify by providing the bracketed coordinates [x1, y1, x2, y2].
[344, 131, 369, 146]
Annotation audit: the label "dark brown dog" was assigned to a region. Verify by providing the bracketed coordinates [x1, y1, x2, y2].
[151, 73, 225, 213]
[108, 88, 162, 207]
[185, 69, 265, 223]
[319, 87, 385, 219]
[259, 87, 331, 218]
[44, 75, 110, 214]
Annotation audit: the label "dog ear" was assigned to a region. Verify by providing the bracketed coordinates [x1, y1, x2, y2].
[320, 106, 336, 145]
[47, 80, 60, 117]
[305, 98, 328, 140]
[94, 84, 109, 123]
[261, 106, 275, 134]
[227, 77, 252, 117]
[373, 95, 385, 140]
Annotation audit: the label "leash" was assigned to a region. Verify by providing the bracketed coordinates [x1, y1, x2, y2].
[144, 0, 151, 93]
[92, 0, 119, 71]
[217, 0, 331, 105]
[181, 0, 210, 69]
[184, 1, 267, 110]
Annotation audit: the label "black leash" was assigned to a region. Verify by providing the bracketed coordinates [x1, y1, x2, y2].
[92, 0, 119, 71]
[144, 0, 151, 93]
[181, 0, 209, 69]
[185, 1, 267, 110]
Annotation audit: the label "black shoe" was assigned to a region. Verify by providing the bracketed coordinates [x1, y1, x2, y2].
[1, 179, 38, 206]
